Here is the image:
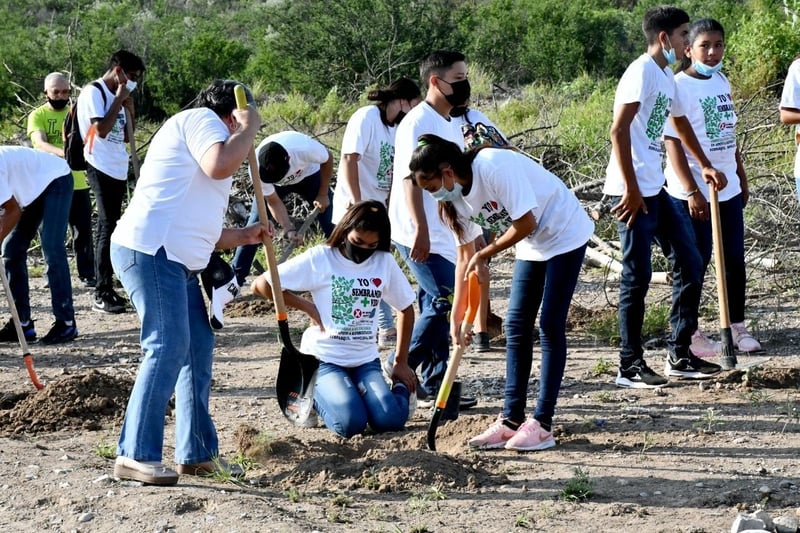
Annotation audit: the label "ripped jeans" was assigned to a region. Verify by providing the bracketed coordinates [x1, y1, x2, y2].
[393, 243, 454, 396]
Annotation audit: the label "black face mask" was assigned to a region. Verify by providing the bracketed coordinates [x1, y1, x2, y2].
[342, 240, 376, 264]
[393, 110, 406, 126]
[48, 98, 69, 110]
[439, 78, 471, 108]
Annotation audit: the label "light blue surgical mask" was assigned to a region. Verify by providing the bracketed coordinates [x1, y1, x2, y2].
[662, 44, 677, 66]
[694, 61, 723, 77]
[430, 181, 463, 202]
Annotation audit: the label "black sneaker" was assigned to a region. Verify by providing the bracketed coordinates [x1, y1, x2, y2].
[664, 350, 722, 379]
[40, 320, 78, 345]
[472, 332, 491, 353]
[93, 290, 126, 314]
[459, 396, 478, 410]
[0, 318, 36, 343]
[80, 277, 97, 288]
[616, 358, 669, 388]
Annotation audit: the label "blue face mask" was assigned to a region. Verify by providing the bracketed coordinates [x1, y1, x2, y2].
[694, 61, 723, 77]
[662, 44, 677, 66]
[430, 181, 463, 202]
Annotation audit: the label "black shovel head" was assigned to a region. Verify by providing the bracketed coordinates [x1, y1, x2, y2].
[275, 344, 319, 426]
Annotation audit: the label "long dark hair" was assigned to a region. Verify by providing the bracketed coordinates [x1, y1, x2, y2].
[408, 133, 483, 240]
[367, 76, 420, 104]
[677, 18, 726, 73]
[326, 200, 392, 252]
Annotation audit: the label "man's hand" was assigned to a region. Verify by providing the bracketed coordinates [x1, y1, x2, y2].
[687, 192, 709, 221]
[313, 193, 330, 212]
[410, 229, 430, 262]
[701, 166, 727, 191]
[611, 188, 647, 227]
[389, 361, 417, 393]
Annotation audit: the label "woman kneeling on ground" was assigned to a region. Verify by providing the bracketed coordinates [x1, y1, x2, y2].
[252, 201, 417, 438]
[408, 134, 594, 451]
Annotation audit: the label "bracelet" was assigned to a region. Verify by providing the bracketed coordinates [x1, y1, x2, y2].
[687, 189, 699, 197]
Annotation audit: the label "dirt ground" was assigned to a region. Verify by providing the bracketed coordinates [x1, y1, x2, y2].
[0, 251, 799, 533]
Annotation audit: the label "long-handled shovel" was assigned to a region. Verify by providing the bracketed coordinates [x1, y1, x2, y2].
[234, 86, 318, 426]
[427, 272, 480, 451]
[709, 187, 737, 370]
[0, 258, 43, 390]
[277, 206, 319, 264]
[125, 108, 140, 202]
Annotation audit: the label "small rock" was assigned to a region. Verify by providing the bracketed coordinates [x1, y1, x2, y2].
[730, 514, 766, 532]
[773, 515, 798, 533]
[92, 474, 111, 484]
[734, 437, 747, 444]
[59, 454, 72, 461]
[639, 492, 648, 498]
[758, 485, 772, 495]
[778, 480, 794, 490]
[695, 482, 704, 488]
[77, 512, 94, 523]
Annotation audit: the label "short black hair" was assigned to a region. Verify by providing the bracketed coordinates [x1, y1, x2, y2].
[108, 49, 146, 73]
[419, 50, 466, 90]
[195, 79, 253, 118]
[642, 6, 690, 45]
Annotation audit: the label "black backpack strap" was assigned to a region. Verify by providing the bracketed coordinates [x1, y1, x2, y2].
[89, 80, 108, 108]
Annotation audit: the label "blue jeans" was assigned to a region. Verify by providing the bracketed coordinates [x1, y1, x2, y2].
[670, 194, 747, 323]
[111, 245, 218, 464]
[2, 173, 74, 323]
[314, 359, 409, 438]
[393, 243, 454, 396]
[232, 171, 334, 284]
[377, 300, 394, 331]
[504, 245, 586, 427]
[614, 189, 703, 363]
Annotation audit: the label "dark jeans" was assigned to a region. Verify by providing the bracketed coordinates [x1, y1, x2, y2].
[2, 173, 74, 323]
[670, 193, 746, 323]
[70, 188, 95, 280]
[86, 164, 127, 294]
[504, 245, 586, 427]
[232, 170, 334, 284]
[614, 189, 703, 364]
[393, 243, 454, 396]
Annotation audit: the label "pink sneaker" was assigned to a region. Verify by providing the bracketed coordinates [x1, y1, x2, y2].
[731, 322, 762, 352]
[504, 418, 556, 452]
[468, 414, 518, 449]
[690, 330, 721, 358]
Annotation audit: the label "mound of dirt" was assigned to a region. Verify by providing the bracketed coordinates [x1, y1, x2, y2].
[0, 370, 132, 435]
[226, 294, 273, 318]
[235, 417, 509, 494]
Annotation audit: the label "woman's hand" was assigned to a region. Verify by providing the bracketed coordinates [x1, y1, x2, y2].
[688, 193, 709, 221]
[390, 360, 417, 393]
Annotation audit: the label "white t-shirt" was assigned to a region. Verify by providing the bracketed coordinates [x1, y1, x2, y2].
[453, 149, 593, 261]
[277, 245, 416, 367]
[77, 79, 129, 179]
[389, 101, 465, 263]
[780, 58, 800, 177]
[332, 106, 395, 223]
[0, 146, 70, 208]
[664, 71, 741, 202]
[111, 108, 231, 271]
[604, 54, 682, 197]
[259, 131, 329, 196]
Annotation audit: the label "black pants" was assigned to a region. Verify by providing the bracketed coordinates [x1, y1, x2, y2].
[69, 188, 95, 281]
[86, 164, 127, 294]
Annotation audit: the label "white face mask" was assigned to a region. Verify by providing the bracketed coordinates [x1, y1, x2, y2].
[125, 80, 138, 92]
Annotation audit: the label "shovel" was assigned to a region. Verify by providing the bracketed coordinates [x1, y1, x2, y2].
[234, 86, 318, 425]
[427, 272, 480, 451]
[708, 187, 737, 370]
[0, 258, 43, 390]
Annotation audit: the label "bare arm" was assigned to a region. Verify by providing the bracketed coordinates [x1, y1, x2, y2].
[199, 107, 261, 179]
[780, 106, 800, 125]
[215, 221, 270, 250]
[30, 131, 65, 158]
[313, 151, 334, 212]
[0, 197, 22, 242]
[670, 115, 727, 190]
[664, 135, 709, 221]
[93, 83, 133, 138]
[388, 304, 416, 392]
[341, 153, 362, 204]
[609, 101, 647, 227]
[251, 276, 323, 330]
[405, 178, 429, 262]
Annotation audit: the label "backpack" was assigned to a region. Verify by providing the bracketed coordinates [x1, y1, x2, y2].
[63, 81, 106, 171]
[459, 109, 509, 150]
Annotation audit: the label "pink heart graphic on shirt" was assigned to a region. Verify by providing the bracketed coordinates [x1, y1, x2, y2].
[490, 201, 498, 210]
[371, 278, 382, 287]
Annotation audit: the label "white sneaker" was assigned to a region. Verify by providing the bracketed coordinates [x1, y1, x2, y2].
[690, 330, 721, 358]
[731, 322, 762, 352]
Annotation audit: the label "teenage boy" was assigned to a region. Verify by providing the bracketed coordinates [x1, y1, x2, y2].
[78, 49, 145, 314]
[231, 130, 334, 285]
[604, 6, 724, 388]
[387, 50, 477, 408]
